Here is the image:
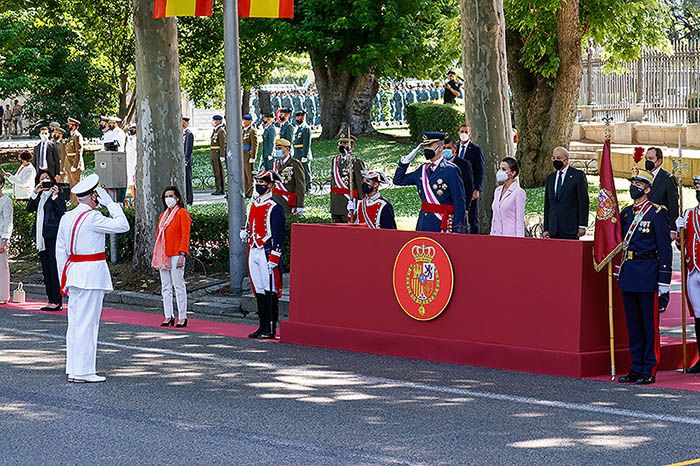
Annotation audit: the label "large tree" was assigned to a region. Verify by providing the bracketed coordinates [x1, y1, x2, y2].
[505, 0, 670, 186]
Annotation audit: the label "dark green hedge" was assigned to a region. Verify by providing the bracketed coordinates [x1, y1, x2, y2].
[406, 102, 465, 143]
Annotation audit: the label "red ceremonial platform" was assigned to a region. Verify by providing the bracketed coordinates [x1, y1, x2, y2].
[281, 224, 698, 378]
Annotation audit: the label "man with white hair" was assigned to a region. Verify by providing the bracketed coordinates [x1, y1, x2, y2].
[56, 174, 130, 383]
[543, 146, 590, 239]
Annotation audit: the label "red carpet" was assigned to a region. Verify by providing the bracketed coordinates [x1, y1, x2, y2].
[0, 299, 272, 341]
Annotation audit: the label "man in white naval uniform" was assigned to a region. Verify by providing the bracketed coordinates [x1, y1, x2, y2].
[56, 174, 130, 383]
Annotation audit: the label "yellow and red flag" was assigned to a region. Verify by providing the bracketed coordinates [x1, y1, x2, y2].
[153, 0, 213, 18]
[238, 0, 294, 18]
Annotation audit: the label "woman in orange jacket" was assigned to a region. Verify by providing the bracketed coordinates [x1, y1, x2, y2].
[152, 186, 192, 327]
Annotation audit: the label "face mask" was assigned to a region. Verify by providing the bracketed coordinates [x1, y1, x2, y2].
[273, 149, 284, 159]
[295, 119, 303, 125]
[630, 185, 645, 200]
[496, 170, 508, 183]
[645, 160, 656, 171]
[459, 133, 469, 142]
[553, 160, 565, 171]
[443, 149, 454, 161]
[129, 129, 136, 135]
[424, 148, 436, 160]
[361, 182, 373, 194]
[696, 191, 700, 203]
[53, 134, 61, 141]
[338, 146, 348, 155]
[40, 134, 48, 141]
[165, 197, 177, 208]
[255, 184, 268, 196]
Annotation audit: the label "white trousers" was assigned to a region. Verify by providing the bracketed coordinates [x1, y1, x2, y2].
[0, 251, 9, 302]
[688, 270, 700, 312]
[249, 247, 275, 293]
[159, 256, 187, 320]
[65, 287, 105, 376]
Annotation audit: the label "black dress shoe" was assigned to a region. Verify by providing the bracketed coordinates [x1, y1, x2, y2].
[40, 304, 62, 311]
[618, 372, 641, 383]
[257, 332, 274, 339]
[636, 375, 656, 385]
[248, 331, 262, 339]
[160, 318, 175, 327]
[687, 361, 700, 374]
[175, 319, 188, 328]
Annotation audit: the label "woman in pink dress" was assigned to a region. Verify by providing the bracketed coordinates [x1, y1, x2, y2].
[490, 157, 526, 237]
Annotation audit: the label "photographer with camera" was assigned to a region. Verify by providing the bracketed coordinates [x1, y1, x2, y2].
[27, 173, 67, 311]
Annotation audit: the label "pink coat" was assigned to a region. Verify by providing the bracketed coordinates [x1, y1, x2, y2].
[490, 181, 526, 237]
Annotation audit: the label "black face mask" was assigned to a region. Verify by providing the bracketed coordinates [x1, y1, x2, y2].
[361, 182, 373, 194]
[645, 160, 656, 171]
[295, 119, 303, 125]
[338, 146, 348, 155]
[255, 184, 268, 196]
[424, 148, 436, 160]
[696, 191, 700, 203]
[129, 130, 136, 135]
[630, 185, 646, 200]
[53, 135, 61, 141]
[553, 160, 565, 171]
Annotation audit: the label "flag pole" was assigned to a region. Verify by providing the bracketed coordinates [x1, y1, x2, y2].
[224, 0, 247, 294]
[678, 127, 688, 372]
[608, 261, 616, 381]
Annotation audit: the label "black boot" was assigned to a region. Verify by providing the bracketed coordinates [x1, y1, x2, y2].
[258, 291, 276, 339]
[248, 294, 267, 338]
[689, 319, 700, 374]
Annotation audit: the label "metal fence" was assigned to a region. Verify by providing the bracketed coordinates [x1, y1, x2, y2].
[580, 41, 700, 124]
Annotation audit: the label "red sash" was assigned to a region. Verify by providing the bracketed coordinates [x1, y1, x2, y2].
[331, 187, 358, 198]
[60, 210, 106, 295]
[420, 202, 454, 231]
[272, 188, 297, 207]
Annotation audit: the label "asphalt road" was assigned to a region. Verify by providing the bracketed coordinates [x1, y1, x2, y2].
[1, 309, 699, 466]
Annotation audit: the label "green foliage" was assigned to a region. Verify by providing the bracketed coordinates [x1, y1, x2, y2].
[405, 102, 464, 143]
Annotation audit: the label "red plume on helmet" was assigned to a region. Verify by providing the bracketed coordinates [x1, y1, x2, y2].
[633, 147, 644, 164]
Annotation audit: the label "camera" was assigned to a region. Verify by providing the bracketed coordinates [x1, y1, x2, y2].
[41, 180, 54, 189]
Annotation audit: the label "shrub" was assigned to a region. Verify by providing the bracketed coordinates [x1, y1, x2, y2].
[405, 102, 465, 143]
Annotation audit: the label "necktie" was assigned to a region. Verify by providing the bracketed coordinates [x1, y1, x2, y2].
[556, 171, 563, 198]
[40, 143, 46, 169]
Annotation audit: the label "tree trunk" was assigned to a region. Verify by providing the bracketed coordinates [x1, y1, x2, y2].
[242, 88, 250, 115]
[506, 0, 582, 188]
[461, 0, 513, 234]
[132, 0, 184, 272]
[310, 51, 377, 139]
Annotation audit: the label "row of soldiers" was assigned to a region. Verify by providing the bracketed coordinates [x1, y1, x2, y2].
[1, 100, 23, 138]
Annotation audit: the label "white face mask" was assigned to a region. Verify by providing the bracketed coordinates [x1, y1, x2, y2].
[273, 149, 284, 159]
[40, 134, 49, 141]
[459, 132, 469, 143]
[165, 197, 177, 208]
[496, 170, 509, 183]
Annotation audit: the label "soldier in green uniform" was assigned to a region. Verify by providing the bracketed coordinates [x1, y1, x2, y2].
[261, 113, 276, 171]
[293, 110, 312, 193]
[271, 138, 305, 217]
[210, 115, 226, 196]
[52, 126, 67, 183]
[330, 133, 365, 223]
[242, 114, 258, 198]
[279, 108, 294, 144]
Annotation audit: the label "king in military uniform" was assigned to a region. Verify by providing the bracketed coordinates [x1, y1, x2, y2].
[240, 171, 286, 339]
[293, 110, 312, 193]
[353, 171, 396, 229]
[393, 132, 466, 233]
[330, 133, 365, 223]
[271, 138, 305, 216]
[616, 169, 672, 385]
[210, 115, 226, 196]
[241, 114, 258, 198]
[674, 175, 700, 373]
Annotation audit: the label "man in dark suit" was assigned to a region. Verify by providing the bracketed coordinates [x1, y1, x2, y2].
[544, 147, 590, 239]
[645, 147, 679, 239]
[33, 127, 60, 184]
[456, 124, 484, 233]
[445, 136, 473, 225]
[182, 117, 195, 205]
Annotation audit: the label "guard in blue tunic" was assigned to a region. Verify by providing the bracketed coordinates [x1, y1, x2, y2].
[393, 132, 467, 233]
[616, 169, 672, 385]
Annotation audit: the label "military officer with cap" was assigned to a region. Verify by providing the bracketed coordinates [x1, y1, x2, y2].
[210, 115, 226, 195]
[182, 117, 195, 205]
[331, 133, 365, 223]
[353, 171, 396, 229]
[261, 113, 276, 171]
[52, 126, 67, 183]
[394, 132, 467, 233]
[65, 118, 84, 204]
[271, 138, 305, 216]
[293, 110, 313, 193]
[56, 174, 130, 383]
[240, 170, 286, 339]
[242, 114, 258, 198]
[674, 175, 700, 373]
[279, 108, 294, 144]
[616, 169, 672, 385]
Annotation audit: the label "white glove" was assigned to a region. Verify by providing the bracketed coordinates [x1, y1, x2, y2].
[676, 217, 686, 230]
[295, 207, 304, 216]
[248, 158, 255, 163]
[347, 199, 357, 213]
[267, 261, 277, 273]
[658, 284, 670, 295]
[239, 229, 248, 242]
[400, 144, 423, 165]
[95, 187, 113, 206]
[220, 157, 225, 162]
[70, 167, 77, 172]
[302, 157, 308, 163]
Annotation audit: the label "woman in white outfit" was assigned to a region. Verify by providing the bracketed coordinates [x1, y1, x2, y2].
[4, 151, 37, 200]
[0, 176, 14, 303]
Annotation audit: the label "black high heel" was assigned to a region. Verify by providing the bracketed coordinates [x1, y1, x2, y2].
[160, 317, 175, 327]
[175, 319, 188, 328]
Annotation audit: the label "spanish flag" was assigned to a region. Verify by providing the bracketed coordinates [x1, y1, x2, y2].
[238, 0, 294, 18]
[153, 0, 213, 18]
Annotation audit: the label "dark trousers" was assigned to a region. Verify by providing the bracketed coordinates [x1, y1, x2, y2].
[39, 238, 61, 305]
[550, 232, 579, 240]
[211, 154, 225, 193]
[185, 162, 194, 205]
[332, 214, 348, 223]
[622, 291, 659, 376]
[468, 199, 479, 234]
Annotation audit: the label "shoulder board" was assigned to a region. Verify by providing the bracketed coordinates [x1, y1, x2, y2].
[653, 203, 667, 213]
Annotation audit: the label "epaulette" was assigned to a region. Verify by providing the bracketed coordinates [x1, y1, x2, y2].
[653, 203, 667, 213]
